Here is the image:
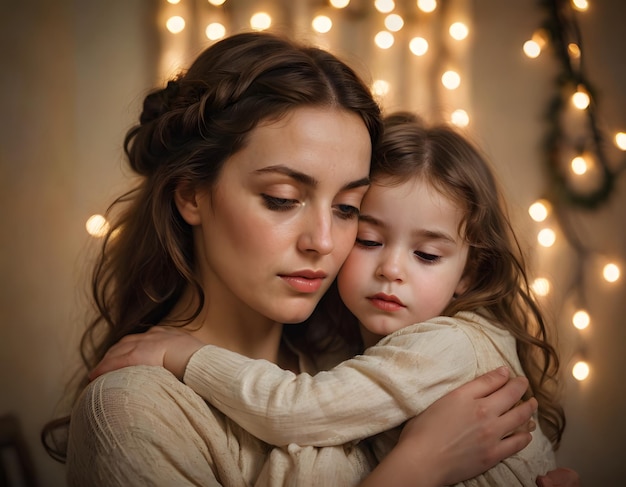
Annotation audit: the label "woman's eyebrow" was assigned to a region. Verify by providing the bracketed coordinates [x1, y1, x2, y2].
[254, 164, 370, 191]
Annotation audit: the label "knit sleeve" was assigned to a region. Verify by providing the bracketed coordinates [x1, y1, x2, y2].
[183, 317, 479, 447]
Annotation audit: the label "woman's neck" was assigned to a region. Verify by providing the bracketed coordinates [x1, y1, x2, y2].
[167, 287, 285, 364]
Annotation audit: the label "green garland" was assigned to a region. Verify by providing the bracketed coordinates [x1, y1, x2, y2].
[539, 0, 623, 210]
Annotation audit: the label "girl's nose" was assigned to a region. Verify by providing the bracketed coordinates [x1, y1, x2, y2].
[376, 249, 405, 282]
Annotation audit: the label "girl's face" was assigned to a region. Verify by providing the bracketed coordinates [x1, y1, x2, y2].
[337, 176, 470, 344]
[180, 107, 371, 328]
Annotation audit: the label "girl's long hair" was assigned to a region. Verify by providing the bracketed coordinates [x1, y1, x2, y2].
[42, 31, 382, 461]
[370, 112, 565, 448]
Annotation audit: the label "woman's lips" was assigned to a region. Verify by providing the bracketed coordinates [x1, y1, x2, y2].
[280, 271, 327, 293]
[368, 293, 406, 312]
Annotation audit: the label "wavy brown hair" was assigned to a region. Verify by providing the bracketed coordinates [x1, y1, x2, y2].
[369, 112, 565, 448]
[42, 31, 382, 461]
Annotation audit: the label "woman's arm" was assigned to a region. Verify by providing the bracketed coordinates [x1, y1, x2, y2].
[359, 368, 538, 487]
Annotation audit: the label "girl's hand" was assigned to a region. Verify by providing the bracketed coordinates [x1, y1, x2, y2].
[89, 326, 205, 381]
[360, 367, 537, 487]
[536, 468, 581, 487]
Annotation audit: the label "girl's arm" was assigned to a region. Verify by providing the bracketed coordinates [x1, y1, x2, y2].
[92, 319, 489, 446]
[183, 319, 479, 446]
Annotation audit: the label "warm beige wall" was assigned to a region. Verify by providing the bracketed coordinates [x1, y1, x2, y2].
[0, 1, 156, 485]
[1, 1, 624, 486]
[470, 1, 626, 485]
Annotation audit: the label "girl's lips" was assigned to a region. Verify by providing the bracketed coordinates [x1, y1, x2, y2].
[368, 293, 406, 312]
[280, 271, 327, 294]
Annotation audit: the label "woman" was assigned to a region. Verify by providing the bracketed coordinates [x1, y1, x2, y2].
[45, 32, 546, 486]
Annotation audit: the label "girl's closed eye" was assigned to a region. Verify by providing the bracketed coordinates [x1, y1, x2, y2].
[414, 250, 441, 263]
[355, 237, 382, 248]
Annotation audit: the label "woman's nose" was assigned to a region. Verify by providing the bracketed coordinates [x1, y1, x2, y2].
[297, 209, 334, 255]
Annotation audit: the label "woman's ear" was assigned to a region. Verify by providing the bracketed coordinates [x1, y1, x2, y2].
[174, 183, 203, 226]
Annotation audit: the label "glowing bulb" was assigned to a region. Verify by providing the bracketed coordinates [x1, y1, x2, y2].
[450, 109, 469, 127]
[167, 0, 181, 4]
[312, 15, 332, 33]
[568, 43, 581, 58]
[523, 40, 542, 58]
[615, 132, 626, 150]
[417, 0, 437, 13]
[529, 200, 550, 222]
[205, 23, 226, 40]
[86, 214, 110, 238]
[572, 310, 590, 330]
[250, 12, 272, 31]
[208, 0, 226, 5]
[572, 361, 590, 381]
[531, 277, 551, 296]
[166, 16, 186, 34]
[572, 0, 589, 12]
[538, 228, 556, 247]
[375, 31, 395, 49]
[571, 155, 588, 175]
[372, 79, 391, 97]
[603, 263, 620, 283]
[409, 37, 429, 56]
[449, 22, 468, 40]
[330, 0, 350, 7]
[385, 13, 404, 32]
[441, 70, 461, 90]
[572, 88, 590, 110]
[374, 0, 395, 14]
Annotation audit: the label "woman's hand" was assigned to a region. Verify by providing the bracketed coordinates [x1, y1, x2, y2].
[536, 468, 581, 487]
[360, 367, 537, 487]
[89, 326, 205, 381]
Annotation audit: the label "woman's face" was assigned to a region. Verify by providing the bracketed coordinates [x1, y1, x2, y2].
[186, 107, 372, 327]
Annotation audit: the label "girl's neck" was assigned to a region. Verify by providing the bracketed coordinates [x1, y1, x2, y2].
[167, 287, 285, 364]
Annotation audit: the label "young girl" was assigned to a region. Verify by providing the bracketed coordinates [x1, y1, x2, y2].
[90, 112, 567, 486]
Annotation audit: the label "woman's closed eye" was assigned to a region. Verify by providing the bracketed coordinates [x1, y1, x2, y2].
[261, 194, 299, 211]
[335, 204, 360, 220]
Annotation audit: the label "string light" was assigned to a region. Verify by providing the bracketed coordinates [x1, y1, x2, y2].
[250, 12, 272, 31]
[529, 199, 550, 222]
[409, 37, 429, 56]
[572, 360, 590, 381]
[417, 0, 437, 13]
[572, 85, 590, 110]
[570, 155, 588, 175]
[384, 14, 404, 32]
[537, 228, 556, 247]
[205, 23, 226, 40]
[374, 31, 394, 49]
[615, 132, 626, 150]
[449, 22, 468, 41]
[531, 277, 551, 297]
[166, 16, 186, 34]
[572, 310, 590, 330]
[85, 215, 109, 238]
[208, 0, 227, 5]
[372, 79, 391, 97]
[329, 0, 350, 8]
[374, 0, 395, 14]
[603, 263, 620, 283]
[450, 109, 469, 127]
[312, 15, 332, 34]
[441, 70, 461, 90]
